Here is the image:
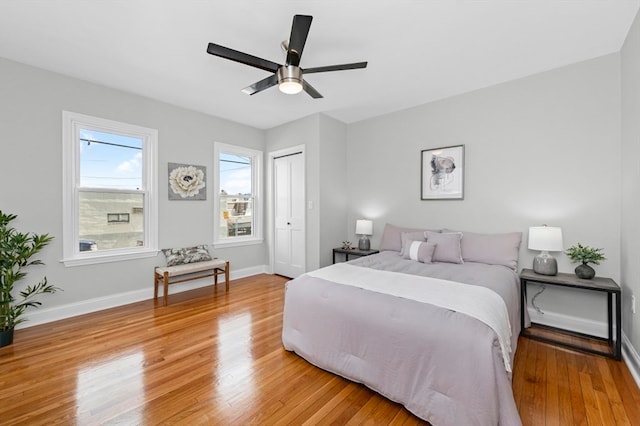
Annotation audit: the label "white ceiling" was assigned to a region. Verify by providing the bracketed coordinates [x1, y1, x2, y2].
[1, 1, 638, 129]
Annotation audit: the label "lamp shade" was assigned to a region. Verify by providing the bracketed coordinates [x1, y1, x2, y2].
[528, 226, 563, 252]
[355, 220, 373, 236]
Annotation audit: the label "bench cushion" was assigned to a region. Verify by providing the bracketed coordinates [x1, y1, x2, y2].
[156, 259, 227, 277]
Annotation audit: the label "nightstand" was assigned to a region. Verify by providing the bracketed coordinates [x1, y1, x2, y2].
[520, 268, 621, 360]
[332, 247, 379, 264]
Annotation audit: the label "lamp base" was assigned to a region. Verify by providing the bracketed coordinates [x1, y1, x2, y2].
[533, 253, 558, 276]
[358, 236, 370, 251]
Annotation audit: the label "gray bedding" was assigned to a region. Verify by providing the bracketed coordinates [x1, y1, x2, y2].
[281, 251, 522, 425]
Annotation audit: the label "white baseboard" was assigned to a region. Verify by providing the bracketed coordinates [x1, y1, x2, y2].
[528, 307, 609, 338]
[18, 264, 270, 329]
[622, 333, 640, 390]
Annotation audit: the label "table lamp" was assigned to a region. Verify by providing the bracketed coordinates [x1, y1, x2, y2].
[528, 225, 563, 276]
[356, 219, 373, 251]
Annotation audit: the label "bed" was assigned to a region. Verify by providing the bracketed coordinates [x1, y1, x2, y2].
[282, 224, 524, 426]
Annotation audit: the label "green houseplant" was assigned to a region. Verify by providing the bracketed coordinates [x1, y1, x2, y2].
[1, 210, 59, 347]
[565, 243, 606, 280]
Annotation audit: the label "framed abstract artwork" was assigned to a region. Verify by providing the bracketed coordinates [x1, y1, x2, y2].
[421, 145, 464, 200]
[168, 162, 206, 200]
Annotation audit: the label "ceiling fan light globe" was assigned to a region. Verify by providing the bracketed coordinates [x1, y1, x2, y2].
[279, 81, 303, 94]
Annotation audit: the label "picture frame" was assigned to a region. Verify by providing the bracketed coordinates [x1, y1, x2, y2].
[421, 145, 465, 200]
[168, 162, 207, 200]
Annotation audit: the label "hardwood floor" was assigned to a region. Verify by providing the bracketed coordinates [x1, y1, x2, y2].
[1, 273, 639, 425]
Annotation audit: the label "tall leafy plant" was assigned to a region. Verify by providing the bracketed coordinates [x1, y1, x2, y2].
[0, 210, 59, 332]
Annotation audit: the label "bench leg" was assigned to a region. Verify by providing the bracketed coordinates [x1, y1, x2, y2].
[225, 261, 230, 292]
[163, 271, 170, 306]
[153, 270, 159, 300]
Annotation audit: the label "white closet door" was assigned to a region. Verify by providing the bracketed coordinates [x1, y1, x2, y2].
[273, 152, 305, 278]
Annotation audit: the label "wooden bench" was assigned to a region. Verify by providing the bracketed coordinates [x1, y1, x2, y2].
[154, 259, 229, 306]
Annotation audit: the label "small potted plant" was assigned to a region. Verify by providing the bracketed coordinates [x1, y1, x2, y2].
[565, 243, 606, 280]
[1, 210, 60, 347]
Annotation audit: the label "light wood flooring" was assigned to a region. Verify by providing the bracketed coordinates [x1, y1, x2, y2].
[1, 273, 639, 425]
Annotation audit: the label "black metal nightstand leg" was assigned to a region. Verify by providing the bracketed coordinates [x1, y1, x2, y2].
[608, 292, 613, 345]
[615, 292, 622, 360]
[520, 278, 527, 335]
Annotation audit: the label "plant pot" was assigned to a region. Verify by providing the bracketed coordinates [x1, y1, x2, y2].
[0, 328, 14, 347]
[575, 263, 595, 280]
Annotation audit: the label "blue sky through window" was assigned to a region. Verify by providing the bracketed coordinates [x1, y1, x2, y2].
[79, 129, 143, 190]
[220, 153, 251, 195]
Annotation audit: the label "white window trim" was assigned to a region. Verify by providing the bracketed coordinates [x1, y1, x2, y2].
[213, 142, 263, 248]
[61, 111, 158, 267]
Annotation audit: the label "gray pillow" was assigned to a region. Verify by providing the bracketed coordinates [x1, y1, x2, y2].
[444, 229, 522, 270]
[424, 231, 464, 264]
[380, 223, 439, 252]
[402, 241, 437, 263]
[162, 245, 212, 266]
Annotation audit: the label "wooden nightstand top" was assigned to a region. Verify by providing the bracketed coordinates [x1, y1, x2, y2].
[520, 268, 619, 293]
[333, 247, 379, 256]
[332, 248, 379, 264]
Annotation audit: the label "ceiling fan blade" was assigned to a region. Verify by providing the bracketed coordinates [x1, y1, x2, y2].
[286, 15, 313, 67]
[303, 61, 368, 74]
[303, 80, 323, 99]
[241, 74, 279, 95]
[207, 43, 280, 73]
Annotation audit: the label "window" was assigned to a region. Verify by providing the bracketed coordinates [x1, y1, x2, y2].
[107, 213, 130, 223]
[62, 111, 158, 266]
[213, 142, 262, 247]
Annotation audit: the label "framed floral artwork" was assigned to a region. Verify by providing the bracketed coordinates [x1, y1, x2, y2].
[168, 162, 206, 200]
[420, 145, 464, 200]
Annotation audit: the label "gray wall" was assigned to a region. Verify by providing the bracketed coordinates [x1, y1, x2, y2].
[0, 57, 266, 308]
[318, 115, 348, 267]
[622, 10, 640, 365]
[347, 54, 622, 326]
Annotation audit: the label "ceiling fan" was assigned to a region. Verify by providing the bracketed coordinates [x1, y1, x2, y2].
[206, 14, 367, 99]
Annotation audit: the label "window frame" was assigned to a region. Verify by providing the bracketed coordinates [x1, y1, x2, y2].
[213, 142, 263, 248]
[62, 111, 158, 266]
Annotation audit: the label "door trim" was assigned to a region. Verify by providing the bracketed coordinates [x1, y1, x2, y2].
[267, 145, 306, 275]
